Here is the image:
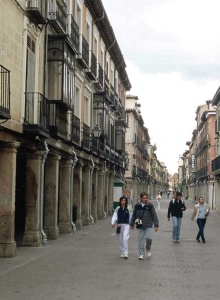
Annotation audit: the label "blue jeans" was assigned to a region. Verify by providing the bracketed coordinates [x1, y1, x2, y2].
[172, 216, 182, 240]
[196, 218, 206, 241]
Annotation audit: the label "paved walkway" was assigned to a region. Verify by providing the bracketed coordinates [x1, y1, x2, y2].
[1, 197, 220, 300]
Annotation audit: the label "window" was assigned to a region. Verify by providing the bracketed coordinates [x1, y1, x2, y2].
[26, 34, 36, 92]
[101, 50, 104, 68]
[84, 95, 90, 126]
[76, 3, 82, 33]
[75, 86, 81, 118]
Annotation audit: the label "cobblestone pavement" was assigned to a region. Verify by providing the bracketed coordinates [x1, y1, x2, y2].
[1, 197, 220, 300]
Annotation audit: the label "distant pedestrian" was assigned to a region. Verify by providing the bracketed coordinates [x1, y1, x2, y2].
[167, 192, 186, 243]
[191, 196, 210, 243]
[156, 192, 162, 209]
[111, 196, 132, 259]
[130, 192, 159, 260]
[167, 191, 170, 199]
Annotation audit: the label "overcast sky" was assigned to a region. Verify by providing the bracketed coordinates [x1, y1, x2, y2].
[102, 0, 220, 175]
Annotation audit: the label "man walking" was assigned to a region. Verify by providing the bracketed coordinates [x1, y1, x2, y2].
[167, 192, 186, 243]
[130, 192, 159, 260]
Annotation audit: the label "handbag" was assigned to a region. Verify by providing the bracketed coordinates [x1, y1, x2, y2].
[116, 226, 121, 234]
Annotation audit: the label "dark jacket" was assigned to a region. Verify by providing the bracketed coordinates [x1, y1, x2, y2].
[130, 202, 159, 229]
[167, 199, 186, 218]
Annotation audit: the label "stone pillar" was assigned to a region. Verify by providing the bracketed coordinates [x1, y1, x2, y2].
[97, 168, 104, 219]
[108, 171, 114, 215]
[105, 171, 109, 216]
[0, 141, 20, 257]
[23, 151, 45, 247]
[73, 161, 83, 228]
[82, 165, 91, 226]
[92, 166, 98, 222]
[59, 159, 73, 234]
[44, 154, 61, 239]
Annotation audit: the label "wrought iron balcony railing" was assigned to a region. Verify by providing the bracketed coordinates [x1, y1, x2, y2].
[67, 14, 79, 53]
[0, 65, 10, 120]
[49, 102, 68, 140]
[24, 92, 50, 137]
[85, 50, 97, 80]
[81, 123, 91, 151]
[76, 35, 89, 69]
[212, 155, 220, 174]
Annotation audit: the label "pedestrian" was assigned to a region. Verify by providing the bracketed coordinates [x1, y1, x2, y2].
[156, 192, 162, 209]
[191, 196, 210, 243]
[111, 196, 132, 259]
[130, 192, 159, 260]
[167, 190, 170, 199]
[167, 191, 186, 243]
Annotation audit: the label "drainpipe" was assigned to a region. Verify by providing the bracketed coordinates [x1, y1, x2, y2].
[89, 156, 95, 224]
[94, 11, 105, 24]
[40, 141, 49, 245]
[71, 148, 78, 232]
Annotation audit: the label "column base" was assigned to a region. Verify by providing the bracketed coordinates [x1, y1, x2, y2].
[92, 215, 98, 223]
[44, 226, 59, 239]
[0, 242, 17, 258]
[22, 231, 42, 247]
[82, 216, 90, 226]
[58, 222, 73, 234]
[75, 219, 82, 229]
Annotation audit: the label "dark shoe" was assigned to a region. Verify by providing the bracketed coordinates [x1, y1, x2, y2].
[202, 239, 206, 243]
[196, 238, 200, 243]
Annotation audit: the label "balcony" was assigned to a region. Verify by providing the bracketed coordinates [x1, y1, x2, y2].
[67, 15, 79, 54]
[67, 113, 80, 146]
[81, 123, 91, 151]
[85, 51, 97, 80]
[48, 0, 67, 34]
[94, 64, 104, 90]
[0, 65, 10, 120]
[23, 93, 50, 138]
[26, 0, 47, 24]
[49, 102, 68, 140]
[76, 35, 89, 69]
[212, 155, 220, 174]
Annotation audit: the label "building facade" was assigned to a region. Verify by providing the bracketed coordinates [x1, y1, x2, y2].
[0, 0, 131, 257]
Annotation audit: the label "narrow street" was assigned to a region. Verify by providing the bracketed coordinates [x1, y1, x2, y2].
[1, 197, 220, 300]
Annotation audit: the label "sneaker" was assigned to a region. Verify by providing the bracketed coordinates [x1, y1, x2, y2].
[172, 239, 177, 243]
[124, 254, 128, 259]
[176, 240, 180, 243]
[120, 254, 124, 258]
[147, 251, 151, 258]
[139, 255, 144, 260]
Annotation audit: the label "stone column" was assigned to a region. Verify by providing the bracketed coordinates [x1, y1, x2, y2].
[108, 171, 114, 215]
[44, 154, 61, 239]
[105, 171, 109, 216]
[23, 150, 46, 247]
[59, 159, 73, 234]
[73, 161, 83, 228]
[0, 141, 20, 257]
[82, 164, 91, 226]
[92, 166, 99, 222]
[97, 168, 104, 220]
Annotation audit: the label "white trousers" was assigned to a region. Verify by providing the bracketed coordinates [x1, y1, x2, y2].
[118, 224, 130, 255]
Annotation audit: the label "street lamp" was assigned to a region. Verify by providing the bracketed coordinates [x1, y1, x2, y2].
[93, 124, 102, 138]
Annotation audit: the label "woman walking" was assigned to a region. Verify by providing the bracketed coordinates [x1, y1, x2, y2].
[111, 196, 132, 259]
[191, 196, 210, 243]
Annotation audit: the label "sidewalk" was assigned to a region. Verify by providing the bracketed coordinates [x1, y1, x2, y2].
[1, 197, 220, 300]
